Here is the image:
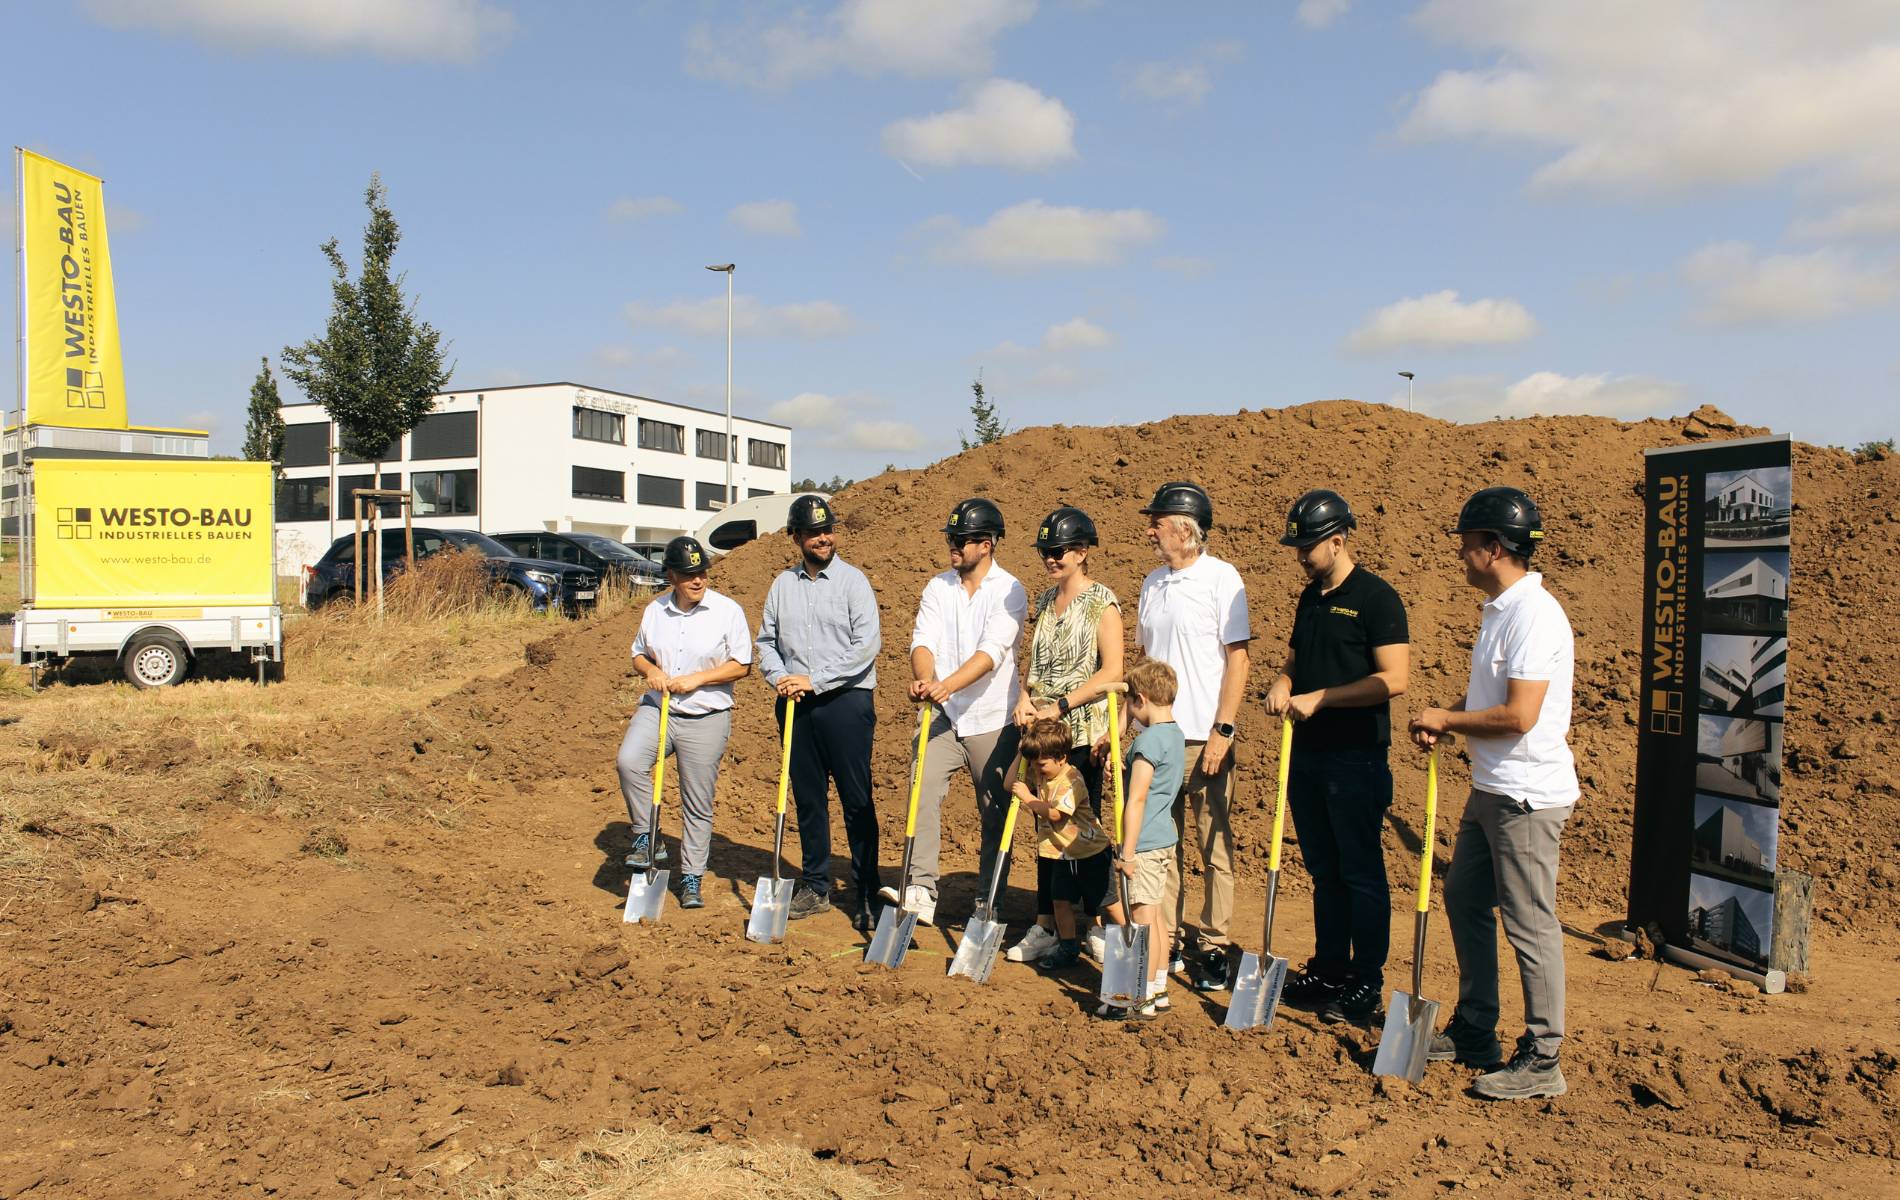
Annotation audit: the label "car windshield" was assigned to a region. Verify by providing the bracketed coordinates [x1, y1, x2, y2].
[568, 533, 643, 561]
[436, 528, 520, 559]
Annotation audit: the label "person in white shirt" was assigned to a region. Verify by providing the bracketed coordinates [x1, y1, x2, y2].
[617, 536, 753, 913]
[1410, 487, 1576, 1102]
[1134, 482, 1252, 991]
[886, 498, 1028, 927]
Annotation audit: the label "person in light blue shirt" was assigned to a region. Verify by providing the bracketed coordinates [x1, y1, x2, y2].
[756, 495, 883, 929]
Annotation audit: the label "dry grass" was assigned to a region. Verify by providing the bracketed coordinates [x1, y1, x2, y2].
[1, 541, 20, 612]
[461, 1128, 889, 1200]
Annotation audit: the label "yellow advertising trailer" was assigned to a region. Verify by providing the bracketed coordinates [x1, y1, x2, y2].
[11, 460, 283, 687]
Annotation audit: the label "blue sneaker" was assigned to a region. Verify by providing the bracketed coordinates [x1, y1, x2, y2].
[679, 874, 704, 909]
[625, 833, 669, 868]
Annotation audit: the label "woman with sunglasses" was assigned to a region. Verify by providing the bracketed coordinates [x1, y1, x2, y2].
[1005, 505, 1125, 966]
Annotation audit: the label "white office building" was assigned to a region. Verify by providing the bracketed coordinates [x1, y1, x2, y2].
[273, 382, 791, 575]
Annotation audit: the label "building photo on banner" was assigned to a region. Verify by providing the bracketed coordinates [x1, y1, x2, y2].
[1688, 454, 1791, 970]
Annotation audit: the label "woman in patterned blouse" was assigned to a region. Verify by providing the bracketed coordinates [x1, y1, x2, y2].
[1005, 505, 1125, 965]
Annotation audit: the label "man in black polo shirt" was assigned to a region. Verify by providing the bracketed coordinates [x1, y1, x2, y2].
[1264, 490, 1410, 1024]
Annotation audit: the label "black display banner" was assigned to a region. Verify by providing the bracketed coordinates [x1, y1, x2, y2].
[1629, 435, 1791, 968]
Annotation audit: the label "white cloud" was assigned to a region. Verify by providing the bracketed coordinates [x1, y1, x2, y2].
[1125, 41, 1242, 107]
[1682, 241, 1900, 327]
[1343, 290, 1539, 354]
[1041, 316, 1114, 352]
[1397, 1, 1900, 233]
[1297, 0, 1351, 29]
[729, 199, 803, 237]
[767, 391, 926, 452]
[686, 0, 1035, 87]
[1793, 198, 1900, 242]
[180, 409, 221, 441]
[82, 0, 513, 62]
[606, 196, 682, 223]
[931, 200, 1165, 268]
[883, 79, 1077, 170]
[624, 296, 859, 340]
[1415, 370, 1687, 421]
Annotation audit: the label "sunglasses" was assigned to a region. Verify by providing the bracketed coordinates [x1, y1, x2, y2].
[1038, 544, 1084, 560]
[946, 534, 990, 549]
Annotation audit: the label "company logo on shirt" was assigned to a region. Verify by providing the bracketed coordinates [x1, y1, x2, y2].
[1328, 605, 1359, 618]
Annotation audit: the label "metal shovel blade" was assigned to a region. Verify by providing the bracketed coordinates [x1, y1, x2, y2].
[745, 876, 795, 944]
[948, 911, 1007, 983]
[864, 905, 919, 969]
[1098, 923, 1151, 1007]
[1223, 949, 1290, 1031]
[622, 868, 669, 924]
[1371, 990, 1440, 1084]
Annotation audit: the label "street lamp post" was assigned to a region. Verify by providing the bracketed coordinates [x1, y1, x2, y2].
[706, 263, 736, 506]
[1398, 370, 1415, 412]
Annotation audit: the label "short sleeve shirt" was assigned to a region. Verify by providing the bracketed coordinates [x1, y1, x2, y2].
[1137, 553, 1251, 741]
[1288, 566, 1409, 750]
[1463, 574, 1579, 809]
[1032, 763, 1111, 860]
[630, 588, 753, 716]
[1126, 723, 1186, 852]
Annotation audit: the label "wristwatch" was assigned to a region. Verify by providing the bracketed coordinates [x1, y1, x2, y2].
[1213, 721, 1237, 738]
[1057, 696, 1072, 716]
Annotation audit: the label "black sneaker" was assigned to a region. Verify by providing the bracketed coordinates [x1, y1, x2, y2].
[1282, 965, 1345, 1011]
[1321, 976, 1381, 1025]
[678, 874, 704, 910]
[1186, 945, 1235, 992]
[1426, 1012, 1505, 1068]
[786, 885, 832, 921]
[849, 893, 875, 933]
[1039, 939, 1083, 970]
[1473, 1038, 1567, 1100]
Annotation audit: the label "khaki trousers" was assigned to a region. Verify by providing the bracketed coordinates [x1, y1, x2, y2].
[1162, 741, 1236, 952]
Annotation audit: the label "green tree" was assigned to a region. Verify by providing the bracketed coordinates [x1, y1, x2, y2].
[242, 356, 286, 470]
[282, 174, 452, 492]
[960, 374, 1007, 450]
[791, 473, 855, 492]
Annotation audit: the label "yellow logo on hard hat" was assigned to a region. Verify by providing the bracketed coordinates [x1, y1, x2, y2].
[1530, 529, 1545, 540]
[1286, 521, 1299, 539]
[950, 512, 960, 525]
[813, 505, 827, 521]
[688, 549, 702, 566]
[1040, 525, 1050, 539]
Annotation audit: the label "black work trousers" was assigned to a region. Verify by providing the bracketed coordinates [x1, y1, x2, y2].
[1286, 745, 1394, 984]
[779, 688, 879, 898]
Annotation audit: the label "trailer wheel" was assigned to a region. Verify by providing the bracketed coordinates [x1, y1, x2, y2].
[122, 631, 191, 689]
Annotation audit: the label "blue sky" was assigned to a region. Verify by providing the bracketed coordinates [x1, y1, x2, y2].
[12, 1, 1899, 481]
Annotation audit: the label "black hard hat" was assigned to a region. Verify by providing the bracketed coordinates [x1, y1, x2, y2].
[786, 494, 835, 533]
[943, 497, 1005, 539]
[662, 535, 712, 574]
[1452, 486, 1545, 558]
[1033, 506, 1099, 550]
[1280, 489, 1358, 548]
[1140, 481, 1214, 531]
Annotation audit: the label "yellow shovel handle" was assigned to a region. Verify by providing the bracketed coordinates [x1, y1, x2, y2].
[998, 775, 1022, 851]
[904, 704, 931, 839]
[1416, 746, 1439, 914]
[1107, 689, 1125, 843]
[1268, 717, 1292, 873]
[774, 697, 797, 817]
[649, 691, 670, 822]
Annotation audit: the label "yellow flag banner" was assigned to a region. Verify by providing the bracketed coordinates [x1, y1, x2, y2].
[18, 148, 129, 430]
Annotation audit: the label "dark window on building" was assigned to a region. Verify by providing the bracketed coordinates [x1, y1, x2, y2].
[573, 407, 625, 445]
[748, 487, 770, 498]
[282, 422, 331, 468]
[572, 466, 626, 502]
[413, 469, 477, 516]
[636, 474, 684, 507]
[748, 438, 786, 470]
[695, 481, 732, 511]
[276, 477, 330, 522]
[337, 435, 401, 465]
[336, 472, 402, 518]
[412, 411, 477, 459]
[696, 429, 734, 460]
[639, 419, 684, 453]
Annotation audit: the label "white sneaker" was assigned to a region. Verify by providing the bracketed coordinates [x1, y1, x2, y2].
[1084, 925, 1107, 962]
[877, 884, 937, 926]
[1006, 924, 1059, 963]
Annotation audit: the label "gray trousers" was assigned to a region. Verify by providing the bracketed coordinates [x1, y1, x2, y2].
[904, 713, 1021, 903]
[1443, 787, 1572, 1057]
[616, 704, 732, 877]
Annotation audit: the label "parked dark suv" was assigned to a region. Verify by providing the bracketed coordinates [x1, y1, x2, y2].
[303, 527, 600, 615]
[492, 530, 665, 588]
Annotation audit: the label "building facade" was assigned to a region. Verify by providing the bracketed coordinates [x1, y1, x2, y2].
[1704, 556, 1788, 627]
[273, 383, 792, 575]
[3, 423, 211, 539]
[1689, 895, 1762, 959]
[1692, 807, 1767, 873]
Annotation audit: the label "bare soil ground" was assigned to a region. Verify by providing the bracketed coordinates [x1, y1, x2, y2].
[1, 402, 1895, 1198]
